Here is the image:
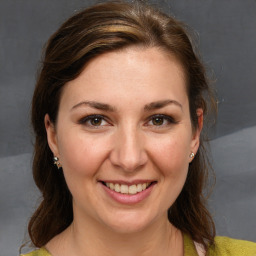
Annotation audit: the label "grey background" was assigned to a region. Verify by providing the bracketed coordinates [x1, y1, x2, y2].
[0, 0, 255, 255]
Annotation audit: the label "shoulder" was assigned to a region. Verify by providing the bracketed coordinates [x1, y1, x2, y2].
[20, 247, 51, 256]
[208, 236, 256, 256]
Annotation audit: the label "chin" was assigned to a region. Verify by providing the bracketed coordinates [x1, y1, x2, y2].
[102, 210, 157, 234]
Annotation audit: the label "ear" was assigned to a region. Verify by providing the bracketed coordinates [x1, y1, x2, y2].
[190, 108, 203, 158]
[44, 114, 59, 157]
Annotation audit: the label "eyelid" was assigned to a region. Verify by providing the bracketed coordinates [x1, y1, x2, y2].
[78, 114, 111, 127]
[77, 113, 177, 129]
[145, 114, 178, 126]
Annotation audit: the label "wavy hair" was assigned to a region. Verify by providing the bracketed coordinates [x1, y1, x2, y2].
[28, 0, 216, 250]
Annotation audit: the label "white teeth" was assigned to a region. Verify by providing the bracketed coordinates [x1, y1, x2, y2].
[120, 184, 128, 194]
[105, 182, 151, 194]
[114, 183, 120, 192]
[128, 185, 137, 194]
[137, 184, 142, 192]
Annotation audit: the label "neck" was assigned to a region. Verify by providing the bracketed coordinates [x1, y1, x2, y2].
[66, 214, 182, 256]
[46, 212, 183, 256]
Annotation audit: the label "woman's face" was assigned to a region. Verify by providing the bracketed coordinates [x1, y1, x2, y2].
[45, 47, 202, 233]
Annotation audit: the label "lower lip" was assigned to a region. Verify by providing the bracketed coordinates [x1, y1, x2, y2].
[101, 183, 156, 205]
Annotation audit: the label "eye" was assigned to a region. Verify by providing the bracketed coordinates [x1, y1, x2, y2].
[146, 114, 177, 127]
[152, 116, 165, 126]
[79, 114, 110, 127]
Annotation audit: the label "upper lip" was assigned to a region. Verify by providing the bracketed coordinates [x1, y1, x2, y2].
[99, 179, 156, 186]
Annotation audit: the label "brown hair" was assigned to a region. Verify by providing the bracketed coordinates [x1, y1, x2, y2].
[29, 0, 216, 251]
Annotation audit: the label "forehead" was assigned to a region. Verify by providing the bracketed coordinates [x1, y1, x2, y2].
[60, 47, 188, 110]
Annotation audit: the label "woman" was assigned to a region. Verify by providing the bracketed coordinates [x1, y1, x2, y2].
[21, 1, 256, 255]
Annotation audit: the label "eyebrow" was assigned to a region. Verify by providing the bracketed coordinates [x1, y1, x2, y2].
[71, 99, 182, 112]
[71, 101, 116, 112]
[144, 99, 182, 111]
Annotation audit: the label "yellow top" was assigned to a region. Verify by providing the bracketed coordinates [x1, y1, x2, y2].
[21, 234, 256, 256]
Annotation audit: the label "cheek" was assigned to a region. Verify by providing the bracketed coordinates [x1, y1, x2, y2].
[57, 131, 110, 177]
[150, 134, 191, 209]
[151, 133, 191, 176]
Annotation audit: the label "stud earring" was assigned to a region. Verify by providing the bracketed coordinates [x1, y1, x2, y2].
[189, 152, 195, 159]
[53, 156, 61, 169]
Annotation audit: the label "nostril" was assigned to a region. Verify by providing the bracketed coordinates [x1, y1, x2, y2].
[109, 135, 147, 172]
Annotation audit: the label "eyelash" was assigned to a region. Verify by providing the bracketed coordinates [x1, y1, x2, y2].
[78, 114, 110, 128]
[146, 114, 178, 127]
[78, 114, 177, 128]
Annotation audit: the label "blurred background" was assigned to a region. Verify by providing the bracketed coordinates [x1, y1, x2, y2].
[0, 0, 255, 255]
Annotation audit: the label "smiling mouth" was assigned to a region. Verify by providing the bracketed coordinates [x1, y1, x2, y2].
[101, 181, 156, 195]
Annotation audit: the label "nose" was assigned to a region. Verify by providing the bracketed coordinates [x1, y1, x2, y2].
[109, 126, 148, 172]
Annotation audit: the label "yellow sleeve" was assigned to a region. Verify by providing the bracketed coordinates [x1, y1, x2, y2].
[20, 247, 51, 256]
[208, 236, 256, 256]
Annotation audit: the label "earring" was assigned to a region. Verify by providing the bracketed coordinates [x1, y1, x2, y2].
[189, 152, 195, 159]
[53, 156, 61, 169]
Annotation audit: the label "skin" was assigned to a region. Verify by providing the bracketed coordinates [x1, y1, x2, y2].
[45, 47, 203, 256]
